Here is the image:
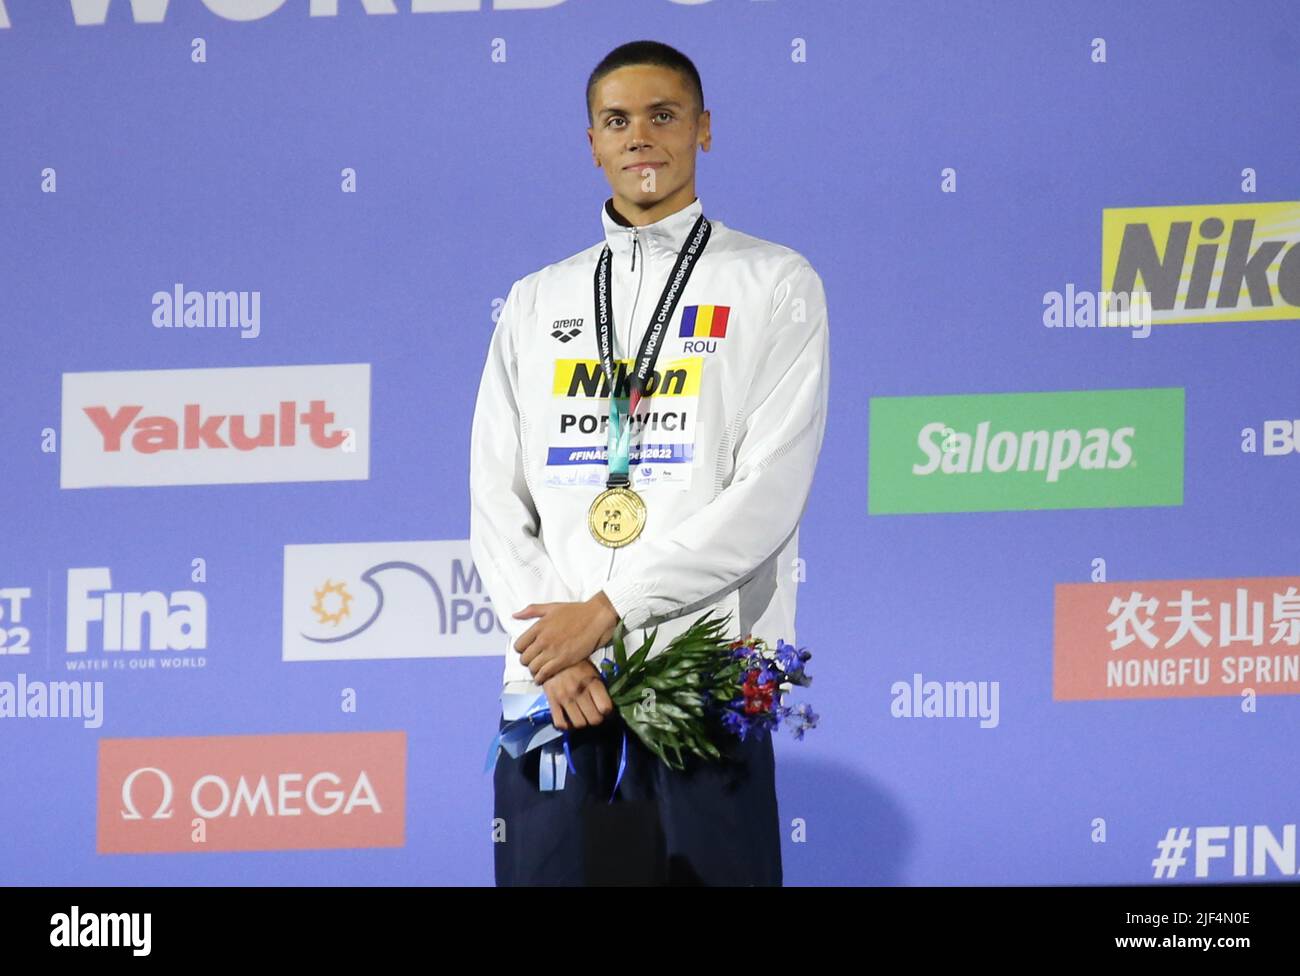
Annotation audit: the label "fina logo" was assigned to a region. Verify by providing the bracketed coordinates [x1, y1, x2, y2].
[66, 567, 207, 661]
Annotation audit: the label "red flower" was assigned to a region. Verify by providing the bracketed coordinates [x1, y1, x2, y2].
[742, 669, 777, 715]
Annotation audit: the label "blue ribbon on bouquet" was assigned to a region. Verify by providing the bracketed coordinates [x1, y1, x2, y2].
[484, 687, 628, 802]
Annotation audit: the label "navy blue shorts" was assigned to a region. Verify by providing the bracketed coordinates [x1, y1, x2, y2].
[492, 710, 783, 886]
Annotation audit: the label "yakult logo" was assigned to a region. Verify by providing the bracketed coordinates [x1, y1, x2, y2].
[61, 364, 370, 488]
[85, 400, 342, 453]
[98, 731, 405, 853]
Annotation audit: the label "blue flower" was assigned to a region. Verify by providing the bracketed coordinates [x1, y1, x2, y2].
[720, 708, 747, 736]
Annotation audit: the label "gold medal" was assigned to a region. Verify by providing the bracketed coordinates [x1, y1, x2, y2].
[588, 485, 647, 547]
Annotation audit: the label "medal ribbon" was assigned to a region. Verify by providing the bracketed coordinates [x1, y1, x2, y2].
[592, 212, 711, 488]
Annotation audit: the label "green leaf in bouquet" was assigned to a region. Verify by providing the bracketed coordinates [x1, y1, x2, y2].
[600, 607, 751, 769]
[652, 701, 695, 723]
[692, 736, 723, 762]
[613, 621, 629, 671]
[624, 622, 660, 673]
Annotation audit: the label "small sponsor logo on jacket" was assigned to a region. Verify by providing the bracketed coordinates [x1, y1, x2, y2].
[550, 318, 584, 342]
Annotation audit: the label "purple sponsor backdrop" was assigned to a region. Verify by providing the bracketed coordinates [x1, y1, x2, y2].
[1, 0, 1297, 885]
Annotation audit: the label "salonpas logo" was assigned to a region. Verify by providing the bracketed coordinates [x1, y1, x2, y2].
[868, 388, 1184, 514]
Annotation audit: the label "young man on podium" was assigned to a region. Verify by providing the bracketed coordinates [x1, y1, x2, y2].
[470, 40, 829, 885]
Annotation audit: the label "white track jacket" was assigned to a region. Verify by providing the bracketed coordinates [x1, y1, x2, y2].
[470, 195, 829, 693]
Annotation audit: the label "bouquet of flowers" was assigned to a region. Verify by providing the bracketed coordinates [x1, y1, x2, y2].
[599, 608, 817, 769]
[486, 608, 817, 792]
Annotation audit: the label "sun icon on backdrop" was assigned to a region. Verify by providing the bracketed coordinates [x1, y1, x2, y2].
[311, 579, 354, 627]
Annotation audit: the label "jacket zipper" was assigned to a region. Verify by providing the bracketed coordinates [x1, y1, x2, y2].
[607, 227, 644, 582]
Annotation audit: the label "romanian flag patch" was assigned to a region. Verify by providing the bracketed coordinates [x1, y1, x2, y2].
[678, 304, 730, 339]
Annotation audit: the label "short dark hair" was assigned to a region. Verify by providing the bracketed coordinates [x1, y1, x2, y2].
[586, 40, 704, 127]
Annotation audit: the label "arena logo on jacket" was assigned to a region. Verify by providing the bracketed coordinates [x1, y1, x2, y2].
[550, 317, 584, 343]
[545, 356, 703, 490]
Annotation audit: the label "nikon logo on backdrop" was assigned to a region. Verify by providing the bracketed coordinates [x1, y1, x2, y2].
[868, 388, 1184, 514]
[1101, 201, 1300, 325]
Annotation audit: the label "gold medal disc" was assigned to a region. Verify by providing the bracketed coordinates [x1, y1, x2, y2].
[588, 485, 647, 548]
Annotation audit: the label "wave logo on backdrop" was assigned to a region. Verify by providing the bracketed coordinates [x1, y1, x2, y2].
[1055, 576, 1300, 701]
[60, 363, 370, 489]
[868, 387, 1184, 514]
[282, 540, 507, 661]
[97, 731, 405, 854]
[1101, 201, 1300, 326]
[66, 568, 207, 671]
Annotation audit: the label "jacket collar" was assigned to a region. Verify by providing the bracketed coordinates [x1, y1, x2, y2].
[601, 195, 705, 264]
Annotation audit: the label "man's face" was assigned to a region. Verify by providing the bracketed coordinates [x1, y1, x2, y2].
[587, 64, 710, 207]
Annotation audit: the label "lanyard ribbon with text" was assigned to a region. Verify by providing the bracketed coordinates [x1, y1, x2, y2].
[587, 213, 711, 548]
